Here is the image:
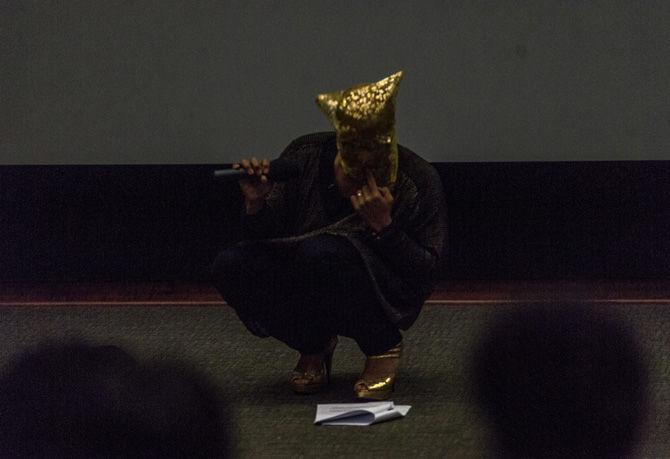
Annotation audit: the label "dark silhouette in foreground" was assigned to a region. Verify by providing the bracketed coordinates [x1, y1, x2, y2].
[473, 303, 648, 457]
[0, 340, 229, 457]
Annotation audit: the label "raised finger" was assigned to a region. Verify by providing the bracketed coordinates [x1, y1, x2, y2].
[365, 169, 379, 194]
[262, 158, 270, 175]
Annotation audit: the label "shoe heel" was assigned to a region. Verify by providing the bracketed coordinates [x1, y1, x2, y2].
[290, 336, 338, 394]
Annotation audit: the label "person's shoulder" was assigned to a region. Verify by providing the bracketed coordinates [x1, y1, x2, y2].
[397, 143, 442, 188]
[280, 131, 336, 158]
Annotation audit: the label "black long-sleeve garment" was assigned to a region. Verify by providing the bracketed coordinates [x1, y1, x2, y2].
[238, 131, 447, 330]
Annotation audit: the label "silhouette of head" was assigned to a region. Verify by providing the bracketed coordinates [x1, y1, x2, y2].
[0, 340, 229, 457]
[472, 303, 648, 457]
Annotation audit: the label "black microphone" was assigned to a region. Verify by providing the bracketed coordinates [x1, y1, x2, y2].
[213, 158, 301, 182]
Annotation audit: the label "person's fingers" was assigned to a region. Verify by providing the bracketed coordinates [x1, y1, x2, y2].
[361, 185, 373, 201]
[241, 159, 254, 175]
[380, 187, 393, 202]
[262, 159, 270, 175]
[350, 195, 360, 211]
[365, 169, 379, 194]
[260, 175, 268, 183]
[232, 163, 240, 170]
[353, 189, 364, 204]
[251, 157, 262, 175]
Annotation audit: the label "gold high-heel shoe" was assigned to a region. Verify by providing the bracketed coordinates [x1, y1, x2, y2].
[290, 336, 338, 394]
[354, 341, 402, 400]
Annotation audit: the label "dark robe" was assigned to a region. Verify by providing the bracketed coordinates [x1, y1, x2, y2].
[239, 131, 447, 331]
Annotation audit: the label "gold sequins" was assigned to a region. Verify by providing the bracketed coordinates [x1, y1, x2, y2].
[316, 71, 403, 187]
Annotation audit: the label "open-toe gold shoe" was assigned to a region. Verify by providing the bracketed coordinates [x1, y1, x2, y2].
[354, 341, 403, 400]
[290, 336, 338, 394]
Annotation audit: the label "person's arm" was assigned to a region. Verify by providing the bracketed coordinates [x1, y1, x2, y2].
[352, 169, 447, 279]
[240, 197, 281, 240]
[367, 168, 447, 279]
[367, 213, 442, 278]
[235, 140, 304, 240]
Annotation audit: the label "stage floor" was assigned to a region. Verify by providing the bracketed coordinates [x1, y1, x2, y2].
[0, 297, 668, 456]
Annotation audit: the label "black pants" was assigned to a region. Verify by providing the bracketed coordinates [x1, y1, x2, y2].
[211, 234, 401, 356]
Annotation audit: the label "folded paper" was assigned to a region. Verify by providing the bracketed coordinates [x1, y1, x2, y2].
[314, 401, 411, 426]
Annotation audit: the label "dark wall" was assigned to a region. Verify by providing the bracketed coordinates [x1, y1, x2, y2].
[444, 162, 670, 279]
[1, 165, 240, 281]
[2, 162, 669, 282]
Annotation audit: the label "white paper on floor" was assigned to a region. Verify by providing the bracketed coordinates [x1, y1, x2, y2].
[314, 401, 411, 426]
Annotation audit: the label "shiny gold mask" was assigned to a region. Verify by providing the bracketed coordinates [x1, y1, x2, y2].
[316, 71, 403, 187]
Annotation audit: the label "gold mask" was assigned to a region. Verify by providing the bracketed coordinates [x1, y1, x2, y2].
[316, 71, 403, 187]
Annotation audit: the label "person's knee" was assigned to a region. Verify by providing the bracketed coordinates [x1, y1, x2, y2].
[295, 235, 365, 285]
[211, 245, 246, 284]
[296, 235, 356, 267]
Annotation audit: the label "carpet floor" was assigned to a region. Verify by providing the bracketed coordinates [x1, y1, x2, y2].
[0, 303, 668, 457]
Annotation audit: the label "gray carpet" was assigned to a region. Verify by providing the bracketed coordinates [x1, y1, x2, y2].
[0, 304, 668, 457]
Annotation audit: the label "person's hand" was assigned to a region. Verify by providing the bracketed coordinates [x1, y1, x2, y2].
[233, 157, 272, 214]
[350, 170, 394, 233]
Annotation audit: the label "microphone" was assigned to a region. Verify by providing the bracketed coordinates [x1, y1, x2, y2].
[213, 158, 301, 182]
